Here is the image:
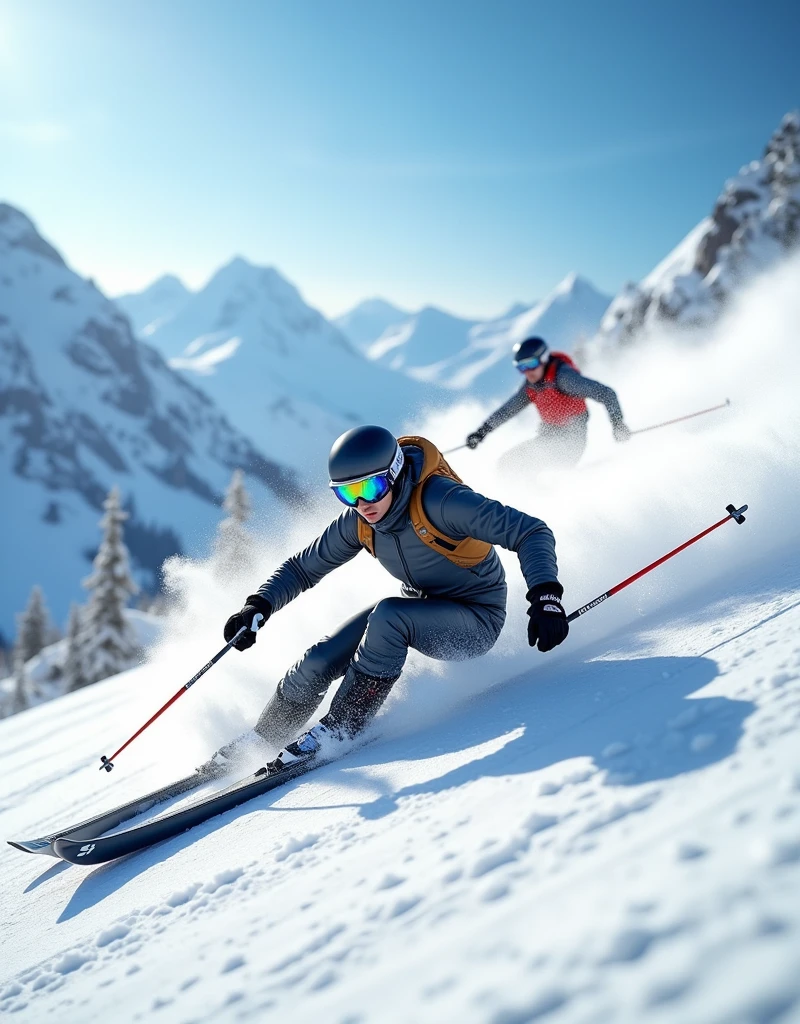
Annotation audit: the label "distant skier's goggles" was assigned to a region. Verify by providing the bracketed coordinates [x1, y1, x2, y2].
[515, 356, 543, 372]
[331, 473, 392, 507]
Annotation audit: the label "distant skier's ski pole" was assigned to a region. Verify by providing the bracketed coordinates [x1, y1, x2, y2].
[98, 613, 264, 772]
[567, 504, 747, 622]
[630, 399, 730, 436]
[442, 443, 469, 455]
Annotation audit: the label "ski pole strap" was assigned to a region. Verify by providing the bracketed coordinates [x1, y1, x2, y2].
[630, 399, 730, 436]
[567, 503, 747, 623]
[99, 613, 264, 772]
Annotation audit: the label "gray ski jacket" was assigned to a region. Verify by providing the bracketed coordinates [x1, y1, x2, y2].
[255, 446, 559, 616]
[481, 363, 624, 435]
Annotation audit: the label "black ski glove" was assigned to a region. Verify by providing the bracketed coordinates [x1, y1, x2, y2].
[466, 426, 489, 450]
[613, 422, 631, 443]
[224, 595, 272, 651]
[526, 582, 569, 653]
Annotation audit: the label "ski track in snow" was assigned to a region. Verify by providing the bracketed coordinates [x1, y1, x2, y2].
[2, 555, 800, 1023]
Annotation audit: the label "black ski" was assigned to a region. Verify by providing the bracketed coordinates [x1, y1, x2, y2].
[7, 772, 207, 858]
[53, 757, 319, 866]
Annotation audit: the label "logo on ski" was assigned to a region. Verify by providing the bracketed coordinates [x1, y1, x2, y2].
[77, 843, 96, 857]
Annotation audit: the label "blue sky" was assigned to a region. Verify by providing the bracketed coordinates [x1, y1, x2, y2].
[2, 0, 798, 317]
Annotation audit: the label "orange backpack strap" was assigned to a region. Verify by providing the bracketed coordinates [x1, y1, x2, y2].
[354, 436, 492, 569]
[398, 436, 492, 569]
[357, 514, 376, 557]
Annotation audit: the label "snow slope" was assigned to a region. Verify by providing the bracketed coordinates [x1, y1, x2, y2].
[350, 274, 610, 401]
[1, 253, 800, 1022]
[593, 110, 800, 350]
[0, 205, 301, 636]
[136, 257, 448, 476]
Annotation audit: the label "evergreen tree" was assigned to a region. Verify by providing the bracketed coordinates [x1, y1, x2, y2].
[9, 649, 30, 716]
[213, 469, 253, 578]
[15, 585, 51, 663]
[81, 487, 141, 686]
[63, 603, 89, 692]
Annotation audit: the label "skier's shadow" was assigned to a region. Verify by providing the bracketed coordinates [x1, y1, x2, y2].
[54, 653, 751, 922]
[353, 651, 753, 821]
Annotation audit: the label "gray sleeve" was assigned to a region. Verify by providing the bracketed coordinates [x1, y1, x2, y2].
[425, 478, 559, 590]
[255, 511, 363, 613]
[556, 366, 624, 425]
[480, 385, 530, 433]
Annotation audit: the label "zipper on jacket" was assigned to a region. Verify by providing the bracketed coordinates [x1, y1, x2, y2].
[393, 534, 420, 593]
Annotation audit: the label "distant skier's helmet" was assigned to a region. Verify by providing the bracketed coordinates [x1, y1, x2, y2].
[513, 336, 548, 371]
[328, 425, 405, 507]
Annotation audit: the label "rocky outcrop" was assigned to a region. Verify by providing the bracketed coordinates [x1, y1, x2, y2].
[595, 111, 800, 349]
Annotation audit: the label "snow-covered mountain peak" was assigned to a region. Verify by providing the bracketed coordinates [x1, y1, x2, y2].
[128, 257, 444, 473]
[115, 274, 191, 337]
[0, 202, 66, 268]
[334, 297, 412, 352]
[593, 110, 800, 350]
[0, 204, 303, 635]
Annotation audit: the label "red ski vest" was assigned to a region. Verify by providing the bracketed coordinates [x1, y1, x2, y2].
[525, 352, 587, 426]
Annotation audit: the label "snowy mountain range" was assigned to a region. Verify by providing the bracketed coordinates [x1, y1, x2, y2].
[115, 274, 191, 337]
[0, 204, 302, 637]
[337, 274, 612, 400]
[594, 110, 800, 349]
[118, 258, 448, 474]
[332, 297, 411, 351]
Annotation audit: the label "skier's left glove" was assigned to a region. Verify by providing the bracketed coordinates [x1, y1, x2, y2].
[526, 582, 569, 652]
[224, 595, 272, 651]
[613, 422, 631, 443]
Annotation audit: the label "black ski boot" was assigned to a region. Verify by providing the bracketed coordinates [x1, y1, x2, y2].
[323, 665, 400, 739]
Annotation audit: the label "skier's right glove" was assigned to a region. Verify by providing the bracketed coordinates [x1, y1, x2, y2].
[466, 426, 489, 450]
[526, 582, 569, 653]
[224, 595, 272, 651]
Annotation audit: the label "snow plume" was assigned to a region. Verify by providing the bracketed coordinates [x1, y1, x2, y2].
[127, 252, 800, 776]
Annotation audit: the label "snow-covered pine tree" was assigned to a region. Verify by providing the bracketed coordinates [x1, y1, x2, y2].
[213, 468, 253, 579]
[9, 649, 30, 716]
[63, 603, 89, 692]
[15, 585, 52, 664]
[80, 487, 141, 686]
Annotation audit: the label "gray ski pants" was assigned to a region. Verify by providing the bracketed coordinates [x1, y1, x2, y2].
[277, 597, 506, 711]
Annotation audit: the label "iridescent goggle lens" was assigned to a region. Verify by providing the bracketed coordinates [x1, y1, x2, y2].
[331, 473, 392, 507]
[515, 355, 543, 372]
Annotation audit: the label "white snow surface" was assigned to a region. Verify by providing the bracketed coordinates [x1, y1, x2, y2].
[2, 254, 800, 1022]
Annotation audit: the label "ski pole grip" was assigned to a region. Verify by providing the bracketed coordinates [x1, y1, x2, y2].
[250, 612, 264, 632]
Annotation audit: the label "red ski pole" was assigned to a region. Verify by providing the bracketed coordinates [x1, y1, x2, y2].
[99, 613, 264, 772]
[567, 503, 747, 622]
[630, 399, 730, 436]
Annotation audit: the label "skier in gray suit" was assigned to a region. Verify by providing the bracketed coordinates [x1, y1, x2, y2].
[216, 425, 568, 770]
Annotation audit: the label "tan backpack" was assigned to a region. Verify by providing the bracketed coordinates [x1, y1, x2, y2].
[356, 435, 491, 569]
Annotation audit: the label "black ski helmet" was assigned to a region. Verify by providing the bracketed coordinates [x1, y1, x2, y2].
[512, 336, 548, 365]
[328, 425, 404, 485]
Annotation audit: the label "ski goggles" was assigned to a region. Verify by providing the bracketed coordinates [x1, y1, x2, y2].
[515, 355, 544, 372]
[331, 473, 393, 507]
